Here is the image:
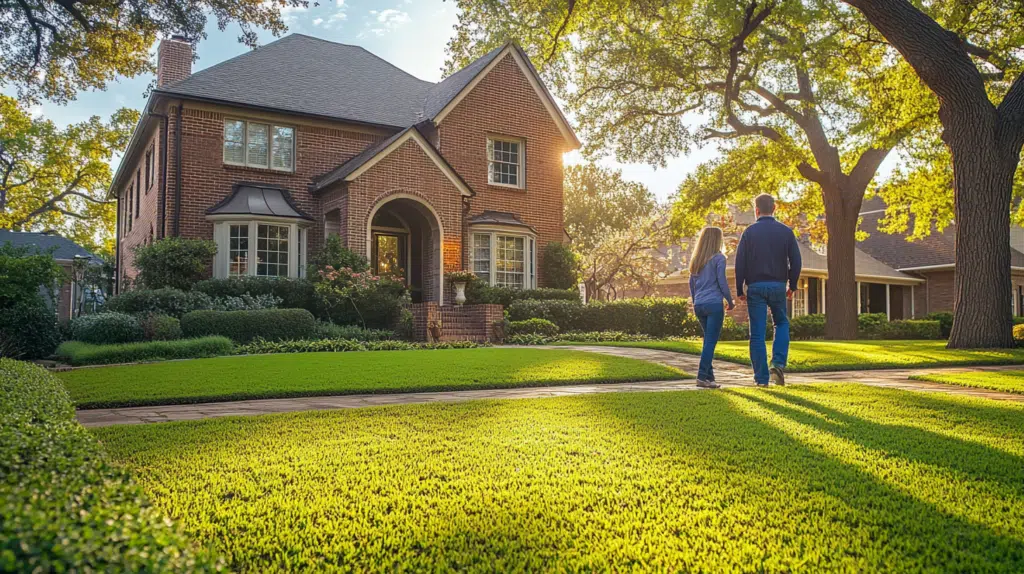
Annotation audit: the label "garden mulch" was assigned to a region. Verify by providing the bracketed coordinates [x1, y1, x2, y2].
[76, 345, 1024, 428]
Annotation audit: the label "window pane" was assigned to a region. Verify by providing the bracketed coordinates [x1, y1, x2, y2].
[247, 123, 269, 167]
[472, 233, 491, 282]
[224, 120, 245, 164]
[256, 224, 289, 277]
[271, 126, 294, 170]
[229, 224, 249, 276]
[487, 139, 521, 186]
[495, 235, 525, 288]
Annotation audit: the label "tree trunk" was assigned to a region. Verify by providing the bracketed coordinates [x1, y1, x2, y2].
[823, 192, 861, 340]
[946, 122, 1016, 348]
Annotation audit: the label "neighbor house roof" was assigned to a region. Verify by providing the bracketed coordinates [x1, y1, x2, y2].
[857, 209, 1024, 270]
[0, 230, 98, 261]
[720, 240, 921, 283]
[206, 183, 313, 220]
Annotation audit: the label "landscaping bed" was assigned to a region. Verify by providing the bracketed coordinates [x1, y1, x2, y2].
[558, 340, 1024, 372]
[912, 370, 1024, 394]
[94, 384, 1024, 572]
[60, 348, 686, 409]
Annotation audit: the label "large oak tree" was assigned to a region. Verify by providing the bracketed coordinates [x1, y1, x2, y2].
[1, 0, 309, 103]
[842, 0, 1024, 348]
[447, 0, 938, 339]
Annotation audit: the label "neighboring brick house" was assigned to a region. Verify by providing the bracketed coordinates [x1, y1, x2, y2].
[656, 198, 1024, 321]
[0, 230, 103, 321]
[110, 34, 580, 303]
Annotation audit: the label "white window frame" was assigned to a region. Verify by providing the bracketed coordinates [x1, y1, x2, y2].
[469, 227, 537, 289]
[211, 218, 309, 279]
[486, 136, 524, 189]
[792, 278, 808, 317]
[223, 119, 295, 172]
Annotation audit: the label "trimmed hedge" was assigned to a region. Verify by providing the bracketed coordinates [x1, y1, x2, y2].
[139, 314, 182, 341]
[508, 318, 559, 337]
[466, 282, 580, 307]
[55, 337, 234, 366]
[195, 277, 315, 311]
[236, 338, 482, 354]
[69, 312, 145, 344]
[862, 319, 943, 340]
[0, 359, 219, 571]
[0, 302, 61, 359]
[105, 287, 214, 318]
[925, 312, 954, 339]
[507, 298, 691, 337]
[790, 314, 826, 340]
[181, 308, 316, 343]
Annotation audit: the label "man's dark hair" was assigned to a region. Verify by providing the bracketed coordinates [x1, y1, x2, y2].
[754, 194, 776, 215]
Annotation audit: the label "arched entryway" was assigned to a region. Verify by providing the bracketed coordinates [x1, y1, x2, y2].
[366, 195, 444, 304]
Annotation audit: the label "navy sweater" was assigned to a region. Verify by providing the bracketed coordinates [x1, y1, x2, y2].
[734, 216, 802, 296]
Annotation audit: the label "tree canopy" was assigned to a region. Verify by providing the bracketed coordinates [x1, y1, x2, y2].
[0, 94, 137, 254]
[1, 0, 309, 103]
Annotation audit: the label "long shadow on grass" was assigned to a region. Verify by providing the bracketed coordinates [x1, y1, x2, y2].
[589, 389, 1024, 571]
[745, 389, 1024, 493]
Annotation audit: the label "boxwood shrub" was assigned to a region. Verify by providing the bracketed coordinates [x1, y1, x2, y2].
[139, 313, 182, 341]
[55, 337, 234, 366]
[104, 287, 214, 318]
[236, 338, 481, 354]
[195, 276, 315, 311]
[508, 318, 559, 337]
[0, 302, 61, 359]
[465, 282, 580, 307]
[313, 321, 395, 341]
[790, 314, 826, 340]
[69, 312, 145, 344]
[861, 319, 943, 340]
[925, 312, 954, 338]
[507, 298, 691, 336]
[181, 308, 316, 343]
[0, 359, 220, 571]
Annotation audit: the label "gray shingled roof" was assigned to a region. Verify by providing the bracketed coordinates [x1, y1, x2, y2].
[721, 240, 919, 282]
[0, 230, 98, 261]
[157, 35, 510, 130]
[206, 184, 313, 220]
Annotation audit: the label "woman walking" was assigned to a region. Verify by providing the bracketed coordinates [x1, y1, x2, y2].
[688, 227, 735, 389]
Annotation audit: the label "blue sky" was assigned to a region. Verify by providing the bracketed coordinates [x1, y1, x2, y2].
[29, 0, 731, 203]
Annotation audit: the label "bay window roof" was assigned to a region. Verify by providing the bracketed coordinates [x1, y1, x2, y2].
[206, 183, 312, 220]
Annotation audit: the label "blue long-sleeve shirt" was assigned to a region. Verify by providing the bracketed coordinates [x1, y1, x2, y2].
[734, 216, 802, 296]
[689, 252, 734, 307]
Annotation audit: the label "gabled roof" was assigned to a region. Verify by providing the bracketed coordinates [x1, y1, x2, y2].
[312, 127, 473, 197]
[858, 207, 1024, 270]
[206, 183, 313, 220]
[0, 230, 99, 261]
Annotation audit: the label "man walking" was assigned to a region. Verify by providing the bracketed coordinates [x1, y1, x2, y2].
[735, 194, 802, 386]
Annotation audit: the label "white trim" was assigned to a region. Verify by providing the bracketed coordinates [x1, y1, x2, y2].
[345, 129, 473, 197]
[486, 136, 525, 189]
[470, 229, 536, 289]
[432, 45, 581, 149]
[911, 285, 915, 318]
[885, 283, 891, 320]
[222, 118, 296, 172]
[365, 193, 446, 305]
[896, 264, 954, 272]
[210, 218, 309, 279]
[467, 223, 537, 237]
[207, 213, 313, 226]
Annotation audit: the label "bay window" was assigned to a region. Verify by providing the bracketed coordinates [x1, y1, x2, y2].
[223, 119, 295, 171]
[212, 220, 308, 278]
[470, 231, 536, 289]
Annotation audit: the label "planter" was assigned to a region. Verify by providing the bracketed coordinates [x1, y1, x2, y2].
[454, 281, 468, 306]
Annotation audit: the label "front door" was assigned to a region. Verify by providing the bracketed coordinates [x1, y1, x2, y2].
[372, 232, 408, 281]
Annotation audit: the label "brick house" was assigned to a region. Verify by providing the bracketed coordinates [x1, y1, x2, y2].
[656, 198, 1024, 322]
[110, 34, 579, 304]
[0, 230, 103, 321]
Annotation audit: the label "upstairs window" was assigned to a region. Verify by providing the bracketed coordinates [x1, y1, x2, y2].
[144, 146, 153, 192]
[224, 119, 295, 171]
[487, 137, 523, 188]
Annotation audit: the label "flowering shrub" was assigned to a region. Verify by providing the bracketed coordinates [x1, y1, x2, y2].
[445, 270, 478, 284]
[313, 265, 408, 329]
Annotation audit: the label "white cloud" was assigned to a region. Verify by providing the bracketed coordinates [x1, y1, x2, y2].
[312, 17, 323, 26]
[364, 8, 410, 34]
[336, 0, 345, 5]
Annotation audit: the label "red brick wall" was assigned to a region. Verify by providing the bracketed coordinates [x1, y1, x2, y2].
[157, 39, 192, 88]
[437, 53, 569, 285]
[117, 127, 162, 287]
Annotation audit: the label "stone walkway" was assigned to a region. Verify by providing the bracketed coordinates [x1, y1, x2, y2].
[76, 346, 1024, 428]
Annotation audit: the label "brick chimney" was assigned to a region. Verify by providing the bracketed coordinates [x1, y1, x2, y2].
[157, 35, 192, 87]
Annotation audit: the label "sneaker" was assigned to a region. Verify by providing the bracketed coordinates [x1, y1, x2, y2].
[770, 366, 786, 386]
[696, 379, 721, 389]
[755, 382, 769, 388]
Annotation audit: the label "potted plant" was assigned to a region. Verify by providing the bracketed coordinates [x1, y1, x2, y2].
[445, 270, 477, 306]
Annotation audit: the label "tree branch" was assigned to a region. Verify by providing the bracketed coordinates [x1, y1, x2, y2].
[848, 147, 892, 191]
[544, 0, 576, 64]
[998, 72, 1024, 153]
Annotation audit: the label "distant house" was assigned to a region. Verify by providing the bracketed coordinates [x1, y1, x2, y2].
[656, 198, 1024, 322]
[109, 34, 579, 302]
[0, 230, 103, 320]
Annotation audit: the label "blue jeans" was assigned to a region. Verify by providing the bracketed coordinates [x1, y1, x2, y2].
[693, 301, 724, 381]
[746, 282, 790, 385]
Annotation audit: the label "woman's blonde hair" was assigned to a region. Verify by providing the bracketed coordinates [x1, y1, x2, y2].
[689, 226, 724, 275]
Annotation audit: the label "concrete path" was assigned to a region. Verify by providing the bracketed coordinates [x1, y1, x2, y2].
[76, 346, 1024, 428]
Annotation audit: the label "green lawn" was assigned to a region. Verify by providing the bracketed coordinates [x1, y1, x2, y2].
[94, 385, 1024, 572]
[60, 348, 686, 409]
[912, 370, 1024, 394]
[559, 339, 1024, 372]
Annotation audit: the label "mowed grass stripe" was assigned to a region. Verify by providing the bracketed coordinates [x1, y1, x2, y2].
[60, 348, 686, 409]
[912, 369, 1024, 394]
[558, 339, 1024, 372]
[94, 384, 1024, 572]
